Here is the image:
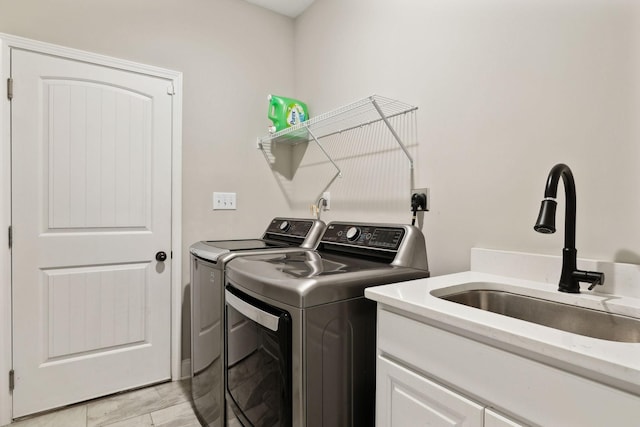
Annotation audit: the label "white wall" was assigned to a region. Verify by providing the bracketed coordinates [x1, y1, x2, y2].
[0, 0, 296, 377]
[2, 0, 639, 389]
[0, 0, 296, 283]
[294, 0, 640, 275]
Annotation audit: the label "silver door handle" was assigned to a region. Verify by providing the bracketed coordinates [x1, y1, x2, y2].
[225, 290, 280, 332]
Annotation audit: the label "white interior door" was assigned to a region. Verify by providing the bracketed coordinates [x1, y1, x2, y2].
[11, 48, 173, 417]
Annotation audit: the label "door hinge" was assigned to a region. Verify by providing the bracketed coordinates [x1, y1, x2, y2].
[7, 78, 13, 100]
[9, 370, 14, 392]
[167, 84, 175, 96]
[8, 226, 12, 249]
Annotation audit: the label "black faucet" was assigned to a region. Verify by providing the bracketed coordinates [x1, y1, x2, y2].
[534, 163, 605, 293]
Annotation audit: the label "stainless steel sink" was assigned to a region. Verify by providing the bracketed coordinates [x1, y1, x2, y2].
[438, 289, 640, 343]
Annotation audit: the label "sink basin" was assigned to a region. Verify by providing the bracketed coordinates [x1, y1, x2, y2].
[438, 288, 640, 343]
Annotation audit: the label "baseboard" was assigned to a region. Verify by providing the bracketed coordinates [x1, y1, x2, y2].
[181, 358, 191, 379]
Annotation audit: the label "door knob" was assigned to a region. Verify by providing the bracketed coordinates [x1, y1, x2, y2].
[155, 251, 167, 262]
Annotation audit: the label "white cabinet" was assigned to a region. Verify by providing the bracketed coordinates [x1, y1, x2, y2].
[374, 306, 640, 426]
[377, 356, 484, 427]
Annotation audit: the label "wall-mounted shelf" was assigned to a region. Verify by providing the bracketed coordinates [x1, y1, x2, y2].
[257, 95, 418, 177]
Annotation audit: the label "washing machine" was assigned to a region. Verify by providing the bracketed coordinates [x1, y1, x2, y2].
[224, 222, 430, 427]
[190, 217, 325, 427]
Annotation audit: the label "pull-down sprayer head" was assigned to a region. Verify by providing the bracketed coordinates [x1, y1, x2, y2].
[534, 198, 558, 234]
[533, 163, 576, 247]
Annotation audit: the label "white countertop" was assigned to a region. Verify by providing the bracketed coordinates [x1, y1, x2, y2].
[365, 270, 640, 396]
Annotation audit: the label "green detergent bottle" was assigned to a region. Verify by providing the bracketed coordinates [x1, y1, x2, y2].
[267, 94, 309, 134]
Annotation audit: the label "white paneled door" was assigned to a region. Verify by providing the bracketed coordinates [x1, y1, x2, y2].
[11, 48, 173, 417]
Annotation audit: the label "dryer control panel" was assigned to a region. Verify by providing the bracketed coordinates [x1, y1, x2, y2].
[262, 218, 326, 249]
[265, 218, 314, 237]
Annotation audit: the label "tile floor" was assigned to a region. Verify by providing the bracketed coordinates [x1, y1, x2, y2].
[1, 380, 200, 427]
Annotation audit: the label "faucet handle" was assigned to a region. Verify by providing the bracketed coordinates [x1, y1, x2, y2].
[572, 270, 605, 291]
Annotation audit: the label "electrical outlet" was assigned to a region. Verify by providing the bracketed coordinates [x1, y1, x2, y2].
[213, 192, 236, 210]
[322, 191, 331, 210]
[411, 188, 429, 211]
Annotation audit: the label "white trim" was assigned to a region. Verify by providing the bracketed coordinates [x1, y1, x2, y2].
[170, 72, 184, 384]
[181, 358, 191, 380]
[0, 37, 12, 427]
[0, 33, 181, 81]
[0, 33, 183, 424]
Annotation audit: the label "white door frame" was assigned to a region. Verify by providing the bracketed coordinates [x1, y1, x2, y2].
[0, 33, 183, 425]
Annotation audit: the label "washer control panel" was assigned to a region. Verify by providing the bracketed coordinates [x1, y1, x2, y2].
[265, 218, 314, 237]
[321, 223, 405, 250]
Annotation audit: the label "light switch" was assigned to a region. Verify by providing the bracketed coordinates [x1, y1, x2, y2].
[213, 192, 236, 210]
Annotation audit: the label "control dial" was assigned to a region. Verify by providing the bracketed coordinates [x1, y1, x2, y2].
[346, 226, 361, 241]
[279, 220, 291, 232]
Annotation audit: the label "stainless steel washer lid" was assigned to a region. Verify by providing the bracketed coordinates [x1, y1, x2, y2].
[189, 239, 289, 262]
[189, 217, 326, 262]
[190, 240, 230, 261]
[226, 250, 429, 308]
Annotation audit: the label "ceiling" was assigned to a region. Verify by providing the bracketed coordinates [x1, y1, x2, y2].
[242, 0, 315, 18]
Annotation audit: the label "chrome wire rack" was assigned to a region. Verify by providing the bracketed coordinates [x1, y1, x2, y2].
[257, 95, 418, 176]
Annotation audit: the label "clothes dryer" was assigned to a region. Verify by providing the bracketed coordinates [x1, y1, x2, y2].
[224, 222, 429, 427]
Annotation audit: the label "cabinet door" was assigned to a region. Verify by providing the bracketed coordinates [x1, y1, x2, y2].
[377, 356, 483, 427]
[485, 409, 527, 427]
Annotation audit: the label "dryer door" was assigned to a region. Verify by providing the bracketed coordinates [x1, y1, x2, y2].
[225, 287, 292, 427]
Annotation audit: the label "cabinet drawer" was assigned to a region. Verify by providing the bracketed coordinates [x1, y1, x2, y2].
[377, 355, 483, 427]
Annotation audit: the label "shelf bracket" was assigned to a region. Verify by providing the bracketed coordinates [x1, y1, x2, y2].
[306, 125, 342, 178]
[370, 97, 414, 170]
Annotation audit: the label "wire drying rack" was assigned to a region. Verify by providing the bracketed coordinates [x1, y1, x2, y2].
[256, 95, 418, 177]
